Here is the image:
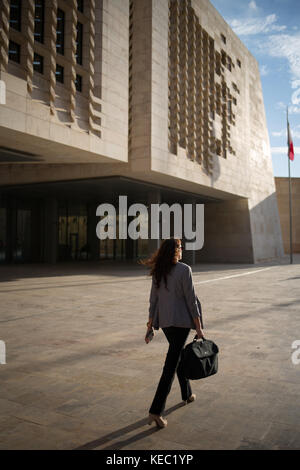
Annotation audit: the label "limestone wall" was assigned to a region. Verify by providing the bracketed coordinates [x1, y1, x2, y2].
[275, 177, 300, 254]
[0, 0, 129, 163]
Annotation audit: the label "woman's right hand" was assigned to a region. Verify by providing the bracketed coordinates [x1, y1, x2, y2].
[196, 329, 204, 339]
[193, 316, 204, 340]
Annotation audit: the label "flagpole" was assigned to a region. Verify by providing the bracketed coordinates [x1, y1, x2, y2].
[287, 106, 293, 264]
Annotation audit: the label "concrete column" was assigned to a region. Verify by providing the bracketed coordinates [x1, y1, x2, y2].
[147, 189, 161, 256]
[31, 201, 42, 262]
[44, 198, 58, 263]
[87, 202, 99, 260]
[126, 216, 134, 260]
[6, 199, 17, 263]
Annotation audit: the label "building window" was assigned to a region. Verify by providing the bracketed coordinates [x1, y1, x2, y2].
[216, 139, 222, 156]
[9, 0, 22, 31]
[76, 22, 83, 65]
[77, 0, 83, 13]
[227, 57, 232, 72]
[34, 0, 45, 43]
[237, 59, 241, 68]
[56, 8, 65, 55]
[221, 33, 226, 44]
[75, 74, 82, 92]
[215, 51, 221, 76]
[227, 100, 232, 119]
[221, 50, 226, 66]
[56, 64, 64, 83]
[33, 53, 43, 74]
[8, 40, 20, 63]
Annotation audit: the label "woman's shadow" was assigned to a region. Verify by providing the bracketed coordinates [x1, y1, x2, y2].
[74, 402, 185, 450]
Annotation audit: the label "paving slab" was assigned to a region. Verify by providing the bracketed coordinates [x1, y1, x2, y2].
[0, 256, 300, 450]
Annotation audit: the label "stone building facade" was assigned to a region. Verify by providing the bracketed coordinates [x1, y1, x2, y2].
[0, 0, 283, 264]
[275, 177, 300, 255]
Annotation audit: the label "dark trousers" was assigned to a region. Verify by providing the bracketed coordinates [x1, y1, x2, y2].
[149, 327, 192, 415]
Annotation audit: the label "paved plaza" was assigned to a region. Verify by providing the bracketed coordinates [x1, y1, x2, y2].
[0, 256, 300, 450]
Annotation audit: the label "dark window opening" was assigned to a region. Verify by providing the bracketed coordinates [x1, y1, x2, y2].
[77, 0, 83, 13]
[76, 22, 83, 65]
[215, 51, 221, 76]
[227, 57, 232, 72]
[34, 0, 45, 43]
[75, 74, 82, 92]
[9, 40, 20, 63]
[227, 100, 232, 119]
[33, 53, 43, 74]
[56, 64, 64, 83]
[10, 0, 22, 31]
[221, 50, 226, 66]
[56, 8, 65, 55]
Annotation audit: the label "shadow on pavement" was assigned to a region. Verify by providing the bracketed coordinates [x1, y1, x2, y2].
[1, 255, 297, 283]
[74, 403, 185, 450]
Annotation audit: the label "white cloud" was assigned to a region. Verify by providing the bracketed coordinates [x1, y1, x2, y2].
[292, 80, 300, 89]
[276, 102, 300, 114]
[292, 88, 300, 105]
[290, 125, 300, 139]
[260, 64, 269, 76]
[276, 101, 286, 110]
[229, 14, 286, 36]
[289, 106, 300, 114]
[271, 146, 300, 154]
[272, 126, 300, 139]
[272, 130, 285, 137]
[262, 34, 300, 82]
[259, 33, 300, 114]
[249, 1, 258, 11]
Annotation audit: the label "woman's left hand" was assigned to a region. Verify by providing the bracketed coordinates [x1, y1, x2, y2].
[145, 320, 153, 343]
[145, 326, 154, 343]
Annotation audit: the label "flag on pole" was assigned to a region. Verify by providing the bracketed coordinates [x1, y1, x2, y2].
[287, 118, 294, 161]
[286, 107, 293, 264]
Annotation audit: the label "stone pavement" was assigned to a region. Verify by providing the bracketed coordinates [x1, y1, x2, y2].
[0, 256, 300, 450]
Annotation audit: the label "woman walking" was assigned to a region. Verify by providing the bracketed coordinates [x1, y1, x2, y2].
[142, 238, 204, 428]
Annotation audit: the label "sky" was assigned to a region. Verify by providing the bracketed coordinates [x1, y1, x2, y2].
[210, 0, 300, 178]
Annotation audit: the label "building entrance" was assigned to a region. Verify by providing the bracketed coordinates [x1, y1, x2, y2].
[0, 177, 214, 264]
[15, 209, 31, 262]
[58, 203, 88, 261]
[0, 200, 42, 264]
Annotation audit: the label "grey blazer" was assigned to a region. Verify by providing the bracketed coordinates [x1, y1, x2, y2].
[148, 262, 203, 330]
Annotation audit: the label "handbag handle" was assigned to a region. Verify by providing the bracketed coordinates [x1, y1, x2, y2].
[193, 335, 206, 342]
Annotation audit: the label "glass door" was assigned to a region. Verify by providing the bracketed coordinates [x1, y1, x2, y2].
[58, 202, 88, 261]
[13, 209, 31, 262]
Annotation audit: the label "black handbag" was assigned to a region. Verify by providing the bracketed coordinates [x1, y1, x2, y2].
[182, 336, 219, 380]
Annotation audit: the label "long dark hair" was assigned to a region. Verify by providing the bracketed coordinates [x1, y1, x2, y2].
[139, 238, 181, 289]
